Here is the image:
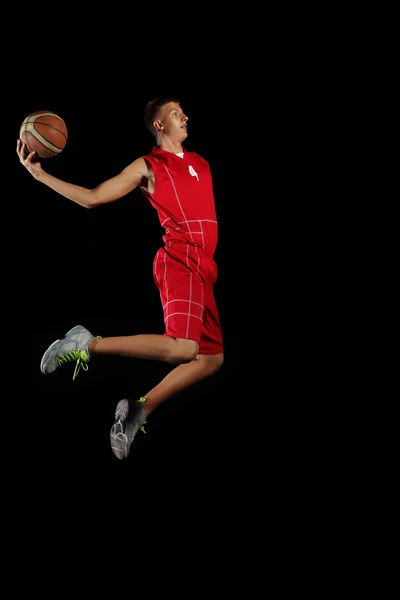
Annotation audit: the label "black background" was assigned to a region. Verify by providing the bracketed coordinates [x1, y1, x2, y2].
[0, 16, 345, 581]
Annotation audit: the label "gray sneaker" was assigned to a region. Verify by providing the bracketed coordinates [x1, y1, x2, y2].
[40, 325, 99, 379]
[110, 397, 147, 460]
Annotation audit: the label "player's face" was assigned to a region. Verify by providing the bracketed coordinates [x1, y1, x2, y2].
[157, 102, 188, 141]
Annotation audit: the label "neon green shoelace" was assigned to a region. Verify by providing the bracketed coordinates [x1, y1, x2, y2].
[57, 349, 90, 380]
[138, 397, 147, 433]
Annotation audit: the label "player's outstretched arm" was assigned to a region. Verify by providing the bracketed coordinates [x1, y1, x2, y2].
[16, 139, 150, 209]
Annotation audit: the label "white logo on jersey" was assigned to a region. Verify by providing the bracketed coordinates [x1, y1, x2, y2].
[189, 165, 199, 181]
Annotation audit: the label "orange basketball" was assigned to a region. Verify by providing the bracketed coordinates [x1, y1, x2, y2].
[19, 110, 68, 158]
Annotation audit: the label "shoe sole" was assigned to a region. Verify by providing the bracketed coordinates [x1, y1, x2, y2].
[110, 399, 130, 460]
[115, 399, 129, 420]
[40, 325, 85, 374]
[110, 429, 129, 460]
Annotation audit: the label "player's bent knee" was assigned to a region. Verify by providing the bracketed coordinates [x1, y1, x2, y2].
[172, 338, 199, 363]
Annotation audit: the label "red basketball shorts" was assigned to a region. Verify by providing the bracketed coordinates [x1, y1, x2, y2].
[153, 244, 223, 355]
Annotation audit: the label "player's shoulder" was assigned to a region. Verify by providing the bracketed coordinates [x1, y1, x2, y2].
[122, 156, 151, 179]
[138, 147, 161, 175]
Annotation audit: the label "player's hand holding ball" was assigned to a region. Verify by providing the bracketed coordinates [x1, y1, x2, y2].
[16, 110, 68, 178]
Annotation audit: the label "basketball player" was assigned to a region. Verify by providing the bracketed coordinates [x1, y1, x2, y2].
[16, 96, 224, 460]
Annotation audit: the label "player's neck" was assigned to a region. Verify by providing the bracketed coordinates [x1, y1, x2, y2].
[159, 138, 184, 154]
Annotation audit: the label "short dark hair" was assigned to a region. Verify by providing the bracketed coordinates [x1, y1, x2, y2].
[144, 96, 180, 135]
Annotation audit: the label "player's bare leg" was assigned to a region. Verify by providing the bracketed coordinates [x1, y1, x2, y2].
[143, 352, 224, 415]
[88, 334, 200, 364]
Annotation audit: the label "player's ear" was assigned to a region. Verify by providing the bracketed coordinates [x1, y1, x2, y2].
[153, 120, 163, 132]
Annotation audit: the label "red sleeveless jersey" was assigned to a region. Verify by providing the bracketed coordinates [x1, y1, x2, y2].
[140, 146, 219, 257]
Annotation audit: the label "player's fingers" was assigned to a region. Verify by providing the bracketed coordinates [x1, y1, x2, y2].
[18, 143, 28, 163]
[17, 145, 24, 161]
[17, 139, 24, 157]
